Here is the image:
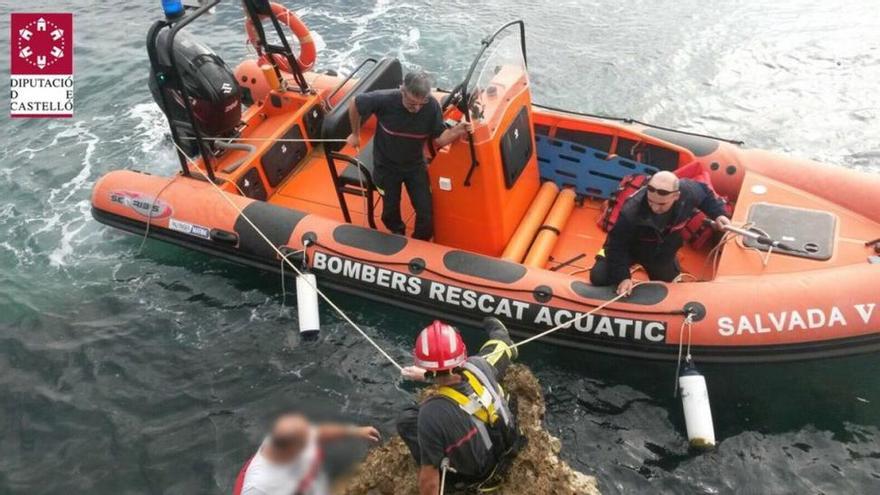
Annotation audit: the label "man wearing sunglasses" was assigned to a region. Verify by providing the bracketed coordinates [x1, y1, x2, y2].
[590, 171, 731, 296]
[346, 71, 471, 241]
[237, 412, 380, 495]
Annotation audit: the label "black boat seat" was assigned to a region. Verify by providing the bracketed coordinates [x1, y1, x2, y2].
[321, 58, 402, 152]
[339, 140, 376, 189]
[320, 58, 401, 229]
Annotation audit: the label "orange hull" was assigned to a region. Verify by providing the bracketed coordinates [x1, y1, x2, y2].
[92, 42, 880, 362]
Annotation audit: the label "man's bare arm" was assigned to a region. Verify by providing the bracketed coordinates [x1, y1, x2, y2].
[433, 121, 471, 148]
[418, 465, 440, 495]
[346, 100, 362, 149]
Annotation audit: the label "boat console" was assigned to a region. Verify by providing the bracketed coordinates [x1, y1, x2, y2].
[427, 22, 540, 255]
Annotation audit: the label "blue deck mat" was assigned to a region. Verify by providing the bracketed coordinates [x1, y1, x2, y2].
[536, 135, 658, 199]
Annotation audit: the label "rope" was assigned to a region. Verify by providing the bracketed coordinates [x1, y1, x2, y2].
[136, 174, 181, 255]
[566, 266, 591, 276]
[701, 221, 757, 280]
[530, 102, 745, 146]
[733, 224, 775, 267]
[180, 136, 348, 143]
[439, 458, 452, 495]
[280, 249, 304, 314]
[483, 281, 660, 361]
[355, 157, 370, 227]
[672, 272, 698, 283]
[136, 165, 250, 255]
[170, 141, 404, 371]
[673, 313, 694, 396]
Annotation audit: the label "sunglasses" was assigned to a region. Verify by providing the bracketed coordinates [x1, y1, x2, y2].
[646, 185, 679, 197]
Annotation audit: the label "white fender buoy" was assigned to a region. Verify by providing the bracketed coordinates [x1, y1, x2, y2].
[296, 271, 320, 339]
[679, 362, 716, 449]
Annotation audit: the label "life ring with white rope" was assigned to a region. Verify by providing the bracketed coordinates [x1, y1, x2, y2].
[244, 2, 316, 72]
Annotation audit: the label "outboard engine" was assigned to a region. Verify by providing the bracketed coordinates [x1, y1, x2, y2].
[149, 29, 241, 156]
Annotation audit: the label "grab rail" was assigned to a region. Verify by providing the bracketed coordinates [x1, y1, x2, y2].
[325, 150, 377, 228]
[326, 58, 379, 109]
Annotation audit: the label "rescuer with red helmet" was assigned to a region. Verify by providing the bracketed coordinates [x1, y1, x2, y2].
[396, 317, 524, 494]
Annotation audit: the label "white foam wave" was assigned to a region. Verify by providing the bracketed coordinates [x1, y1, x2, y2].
[53, 122, 99, 205]
[129, 102, 173, 158]
[348, 0, 394, 41]
[308, 0, 409, 74]
[48, 199, 92, 268]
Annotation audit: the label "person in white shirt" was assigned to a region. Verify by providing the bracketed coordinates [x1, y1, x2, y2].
[234, 412, 381, 495]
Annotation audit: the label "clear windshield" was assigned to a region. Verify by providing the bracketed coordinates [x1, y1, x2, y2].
[464, 25, 528, 121]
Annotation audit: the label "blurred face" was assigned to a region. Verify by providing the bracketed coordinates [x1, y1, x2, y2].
[268, 414, 310, 462]
[401, 88, 429, 113]
[646, 174, 680, 214]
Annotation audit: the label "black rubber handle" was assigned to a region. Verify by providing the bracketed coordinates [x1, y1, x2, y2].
[210, 229, 239, 245]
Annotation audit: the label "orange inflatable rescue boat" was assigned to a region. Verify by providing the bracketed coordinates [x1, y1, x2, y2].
[92, 1, 880, 362]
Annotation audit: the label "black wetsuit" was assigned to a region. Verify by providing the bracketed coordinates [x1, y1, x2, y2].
[590, 178, 728, 286]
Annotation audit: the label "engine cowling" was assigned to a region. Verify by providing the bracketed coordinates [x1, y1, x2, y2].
[149, 30, 241, 154]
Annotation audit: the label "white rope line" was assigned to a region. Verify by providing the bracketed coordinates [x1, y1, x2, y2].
[137, 164, 255, 255]
[686, 313, 694, 361]
[482, 281, 661, 363]
[280, 249, 304, 313]
[180, 136, 348, 143]
[439, 458, 452, 495]
[355, 156, 371, 228]
[171, 142, 404, 371]
[243, 7, 308, 58]
[702, 221, 757, 280]
[673, 313, 694, 396]
[733, 224, 775, 267]
[137, 174, 182, 255]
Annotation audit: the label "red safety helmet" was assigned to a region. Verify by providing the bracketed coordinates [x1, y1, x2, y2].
[413, 320, 467, 372]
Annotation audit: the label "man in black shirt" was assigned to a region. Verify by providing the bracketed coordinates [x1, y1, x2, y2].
[396, 318, 523, 494]
[346, 71, 470, 240]
[591, 171, 731, 295]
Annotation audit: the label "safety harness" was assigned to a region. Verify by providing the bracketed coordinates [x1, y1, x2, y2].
[437, 362, 513, 453]
[433, 344, 524, 492]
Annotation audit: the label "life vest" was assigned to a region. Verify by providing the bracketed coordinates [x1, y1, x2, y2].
[597, 173, 648, 232]
[597, 162, 732, 249]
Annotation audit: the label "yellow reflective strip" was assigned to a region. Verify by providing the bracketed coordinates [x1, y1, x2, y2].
[437, 386, 470, 406]
[463, 371, 496, 423]
[438, 385, 491, 422]
[462, 371, 485, 396]
[475, 409, 489, 422]
[597, 248, 605, 257]
[480, 339, 512, 365]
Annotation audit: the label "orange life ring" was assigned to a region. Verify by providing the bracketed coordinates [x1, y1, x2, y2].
[245, 2, 316, 72]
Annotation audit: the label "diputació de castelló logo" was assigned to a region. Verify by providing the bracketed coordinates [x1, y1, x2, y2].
[10, 13, 74, 118]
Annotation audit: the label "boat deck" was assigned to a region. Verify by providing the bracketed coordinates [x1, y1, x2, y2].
[267, 150, 712, 281]
[268, 149, 417, 230]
